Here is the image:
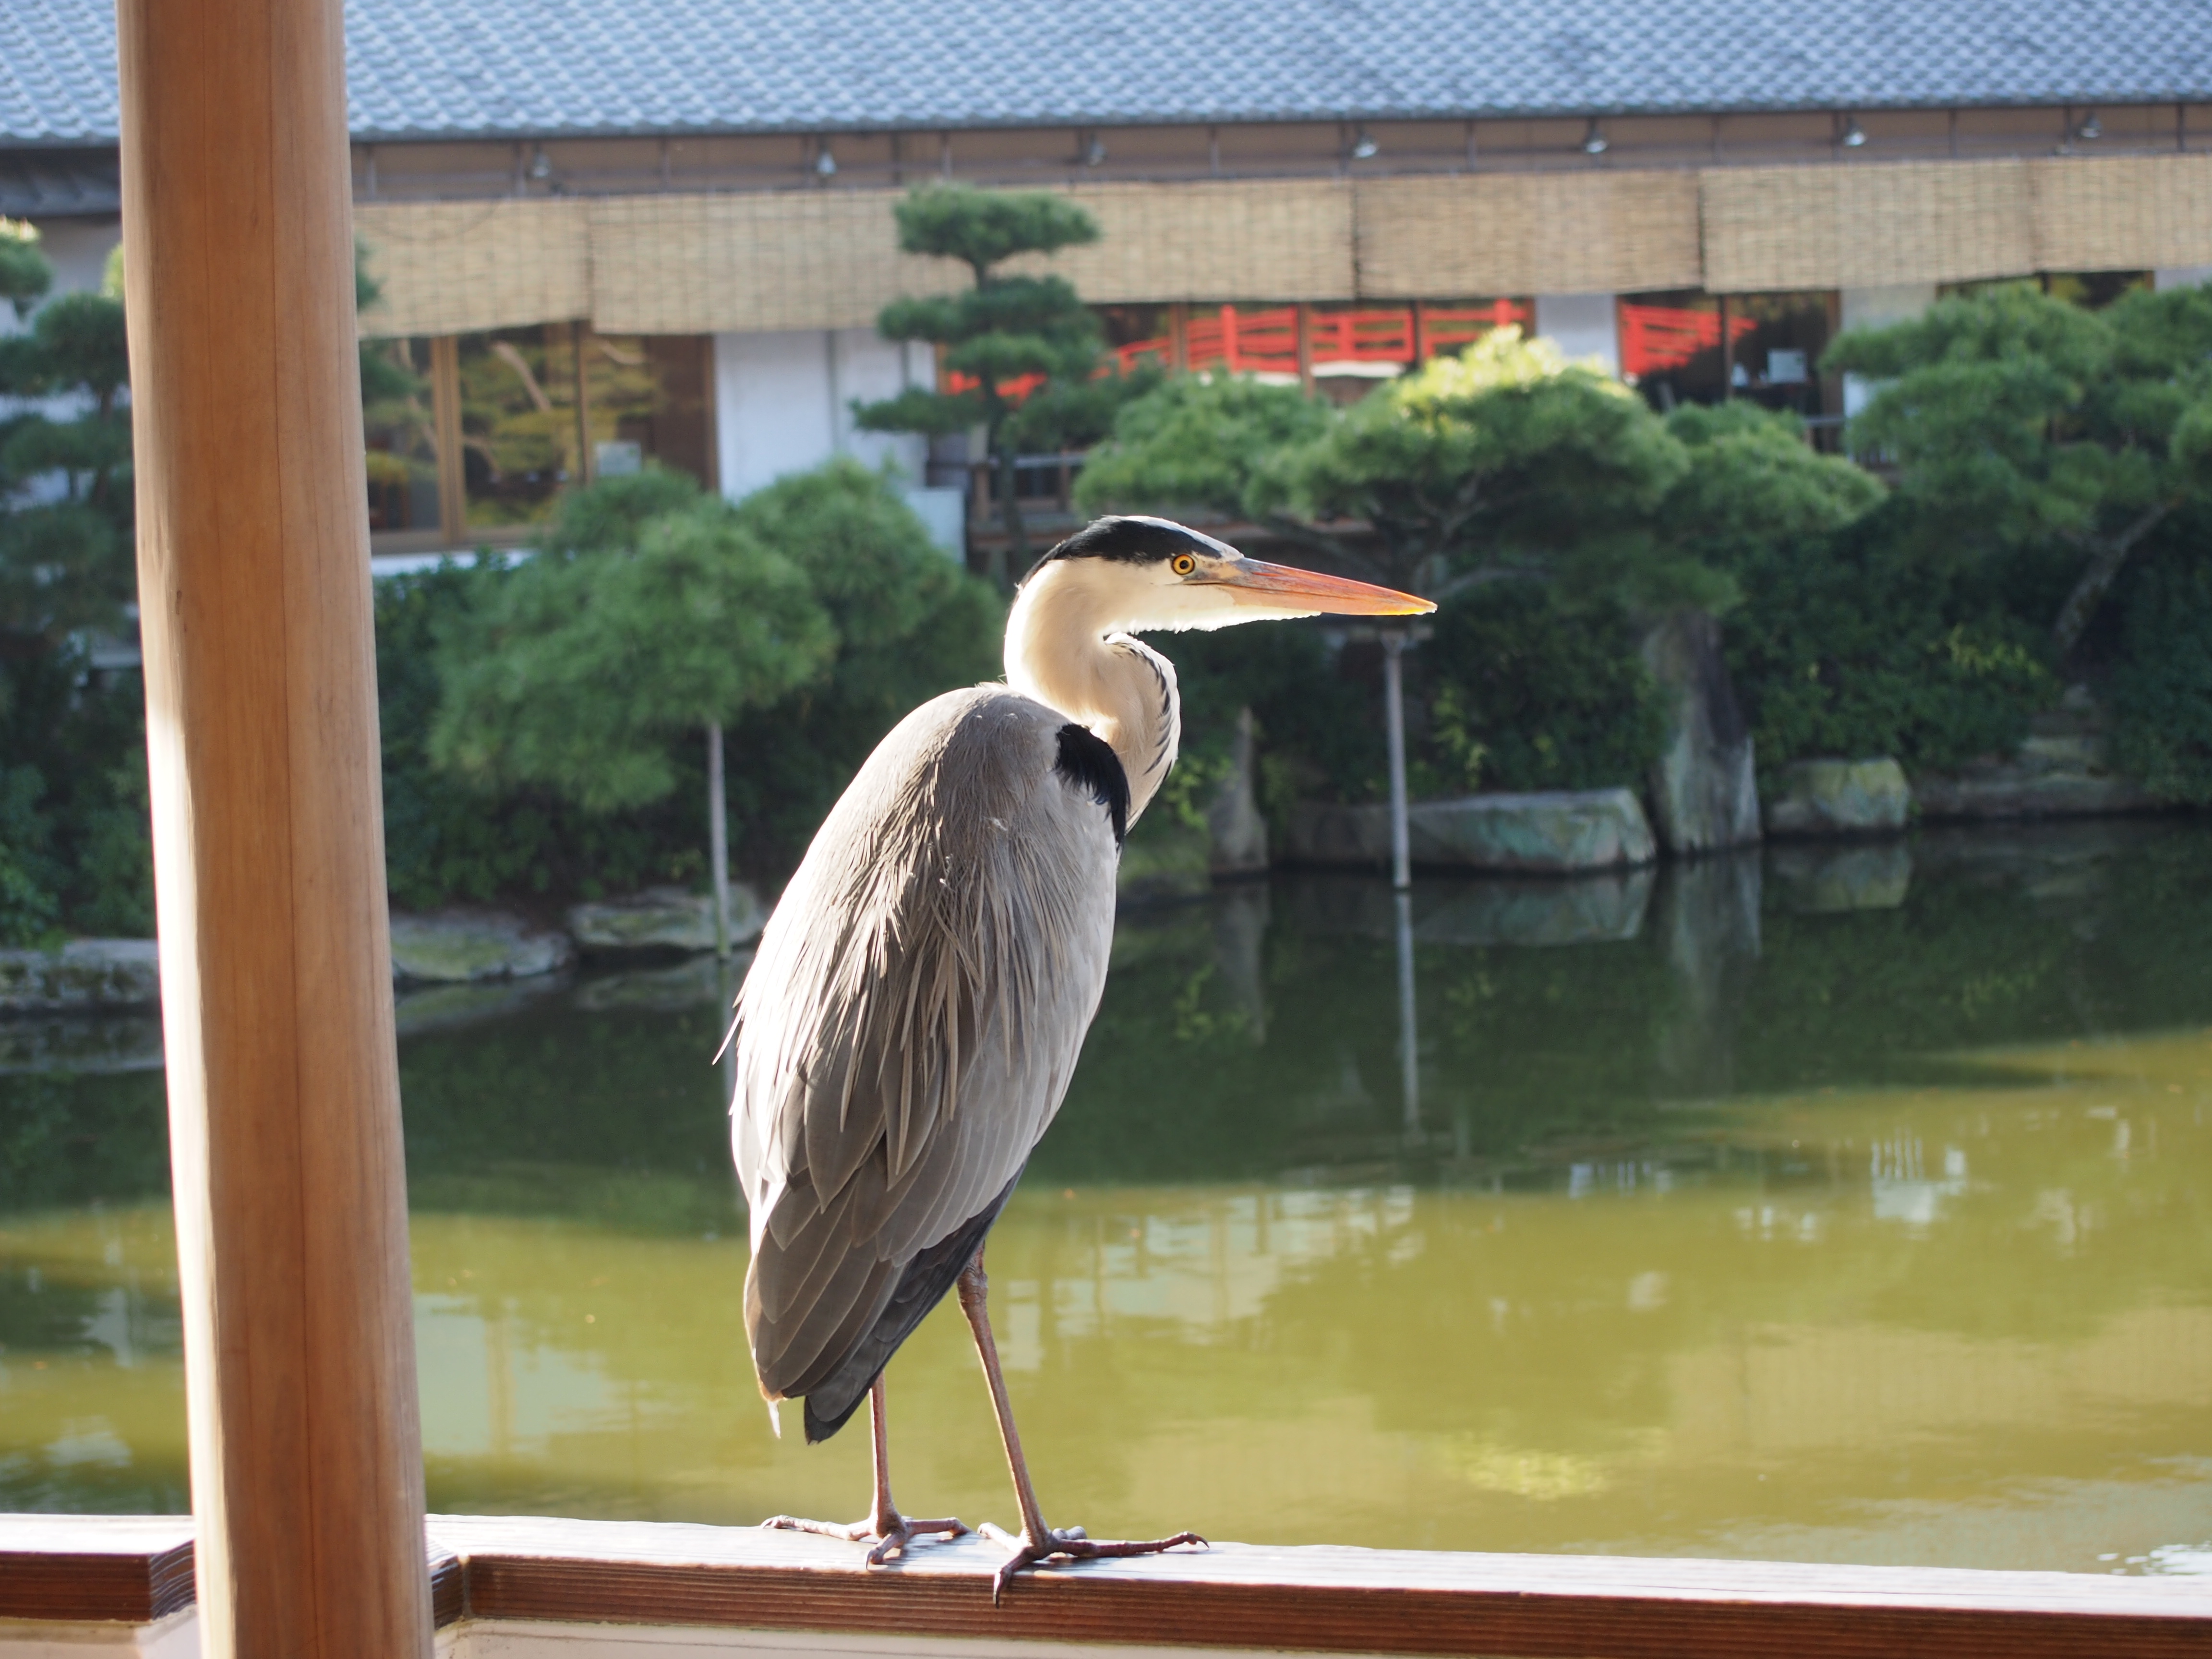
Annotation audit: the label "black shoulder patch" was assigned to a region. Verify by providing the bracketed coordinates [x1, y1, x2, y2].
[1054, 723, 1128, 847]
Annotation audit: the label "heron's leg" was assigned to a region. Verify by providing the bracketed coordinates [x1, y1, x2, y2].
[955, 1249, 1205, 1602]
[760, 1375, 968, 1565]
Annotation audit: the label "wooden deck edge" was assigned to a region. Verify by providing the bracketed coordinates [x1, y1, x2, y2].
[4, 1515, 2210, 1658]
[0, 1521, 460, 1630]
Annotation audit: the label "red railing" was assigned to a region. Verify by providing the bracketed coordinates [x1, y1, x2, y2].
[947, 301, 1539, 400]
[1109, 300, 1533, 378]
[1617, 304, 1758, 378]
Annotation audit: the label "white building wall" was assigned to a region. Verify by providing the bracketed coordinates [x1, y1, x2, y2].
[1533, 293, 1620, 378]
[2155, 265, 2212, 290]
[1838, 284, 1937, 417]
[711, 328, 930, 502]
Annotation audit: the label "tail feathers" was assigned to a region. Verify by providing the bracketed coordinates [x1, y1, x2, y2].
[794, 1167, 1024, 1445]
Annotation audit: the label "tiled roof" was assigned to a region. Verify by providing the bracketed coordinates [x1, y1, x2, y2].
[4, 0, 2210, 147]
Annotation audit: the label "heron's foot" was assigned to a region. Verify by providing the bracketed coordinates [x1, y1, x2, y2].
[975, 1520, 1207, 1602]
[761, 1513, 969, 1566]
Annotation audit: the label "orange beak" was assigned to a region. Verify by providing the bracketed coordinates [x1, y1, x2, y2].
[1200, 558, 1435, 617]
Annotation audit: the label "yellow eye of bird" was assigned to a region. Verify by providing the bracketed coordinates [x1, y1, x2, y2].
[1172, 554, 1196, 576]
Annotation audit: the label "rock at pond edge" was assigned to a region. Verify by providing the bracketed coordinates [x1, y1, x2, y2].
[567, 885, 765, 952]
[1767, 758, 1911, 838]
[1286, 788, 1657, 874]
[389, 911, 574, 983]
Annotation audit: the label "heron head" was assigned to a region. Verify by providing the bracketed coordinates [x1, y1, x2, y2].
[1023, 515, 1434, 633]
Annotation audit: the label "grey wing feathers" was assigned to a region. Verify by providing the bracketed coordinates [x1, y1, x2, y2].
[732, 686, 1119, 1411]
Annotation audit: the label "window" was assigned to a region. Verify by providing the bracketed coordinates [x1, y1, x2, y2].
[364, 329, 717, 553]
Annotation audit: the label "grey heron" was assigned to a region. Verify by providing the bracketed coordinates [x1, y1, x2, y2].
[730, 515, 1432, 1593]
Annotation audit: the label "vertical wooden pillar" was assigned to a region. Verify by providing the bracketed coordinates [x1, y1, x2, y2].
[1168, 302, 1190, 374]
[1296, 303, 1314, 395]
[116, 0, 433, 1654]
[430, 336, 466, 544]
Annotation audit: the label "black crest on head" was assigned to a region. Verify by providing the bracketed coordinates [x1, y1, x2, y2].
[1039, 515, 1229, 568]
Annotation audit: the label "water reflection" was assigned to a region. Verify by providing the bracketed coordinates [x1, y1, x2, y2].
[3, 820, 2212, 1575]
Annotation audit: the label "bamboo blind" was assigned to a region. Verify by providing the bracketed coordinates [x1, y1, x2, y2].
[586, 190, 962, 334]
[2031, 153, 2212, 273]
[1354, 171, 1703, 298]
[1701, 160, 2034, 292]
[354, 200, 590, 337]
[1006, 180, 1356, 301]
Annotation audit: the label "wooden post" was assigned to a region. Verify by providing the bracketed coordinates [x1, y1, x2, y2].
[1168, 302, 1190, 374]
[1296, 303, 1314, 395]
[431, 336, 465, 545]
[116, 0, 433, 1653]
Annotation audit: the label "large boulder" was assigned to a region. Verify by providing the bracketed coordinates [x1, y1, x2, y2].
[0, 938, 162, 1013]
[567, 884, 765, 953]
[1286, 787, 1657, 874]
[1766, 758, 1911, 838]
[1642, 609, 1761, 853]
[388, 910, 573, 983]
[1912, 706, 2158, 821]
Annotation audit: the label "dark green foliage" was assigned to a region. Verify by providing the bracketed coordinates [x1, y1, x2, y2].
[401, 461, 1001, 902]
[720, 459, 1004, 868]
[0, 274, 135, 656]
[0, 650, 153, 942]
[1827, 281, 2212, 656]
[1426, 583, 1667, 793]
[2110, 552, 2212, 802]
[377, 562, 674, 908]
[429, 471, 835, 813]
[1721, 513, 2054, 770]
[1075, 375, 1331, 520]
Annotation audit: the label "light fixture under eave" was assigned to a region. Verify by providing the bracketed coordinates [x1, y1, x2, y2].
[1350, 127, 1379, 160]
[1083, 133, 1108, 167]
[1841, 116, 1867, 148]
[815, 142, 839, 177]
[1581, 120, 1609, 156]
[2077, 110, 2103, 141]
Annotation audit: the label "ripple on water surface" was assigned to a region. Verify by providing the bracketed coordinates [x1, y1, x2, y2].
[2, 819, 2210, 1575]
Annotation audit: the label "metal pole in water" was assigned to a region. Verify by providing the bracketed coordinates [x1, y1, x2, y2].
[708, 720, 732, 959]
[1382, 630, 1412, 890]
[1395, 888, 1420, 1134]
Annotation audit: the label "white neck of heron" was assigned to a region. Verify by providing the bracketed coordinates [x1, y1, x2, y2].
[1004, 560, 1180, 828]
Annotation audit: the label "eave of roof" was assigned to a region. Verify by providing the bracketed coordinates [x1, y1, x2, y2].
[5, 0, 2211, 149]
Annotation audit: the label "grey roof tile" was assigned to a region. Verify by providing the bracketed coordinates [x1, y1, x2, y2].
[3, 0, 2209, 147]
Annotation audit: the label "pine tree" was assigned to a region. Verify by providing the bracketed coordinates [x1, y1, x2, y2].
[855, 186, 1144, 586]
[0, 220, 134, 661]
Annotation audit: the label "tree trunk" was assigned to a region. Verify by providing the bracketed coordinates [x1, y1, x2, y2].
[994, 446, 1028, 590]
[706, 720, 731, 959]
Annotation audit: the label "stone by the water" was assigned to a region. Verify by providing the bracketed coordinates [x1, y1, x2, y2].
[1767, 758, 1911, 838]
[1286, 787, 1658, 874]
[567, 885, 764, 952]
[1642, 609, 1762, 853]
[0, 938, 162, 1013]
[389, 911, 574, 983]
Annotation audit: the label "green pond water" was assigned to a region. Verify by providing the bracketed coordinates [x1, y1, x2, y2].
[4, 820, 2212, 1576]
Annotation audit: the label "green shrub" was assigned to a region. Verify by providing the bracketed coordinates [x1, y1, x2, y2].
[1723, 517, 2054, 770]
[1425, 582, 1666, 793]
[2110, 554, 2212, 802]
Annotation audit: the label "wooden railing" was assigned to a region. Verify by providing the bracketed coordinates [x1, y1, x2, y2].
[9, 1513, 2212, 1659]
[1114, 301, 1534, 379]
[1616, 303, 1759, 377]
